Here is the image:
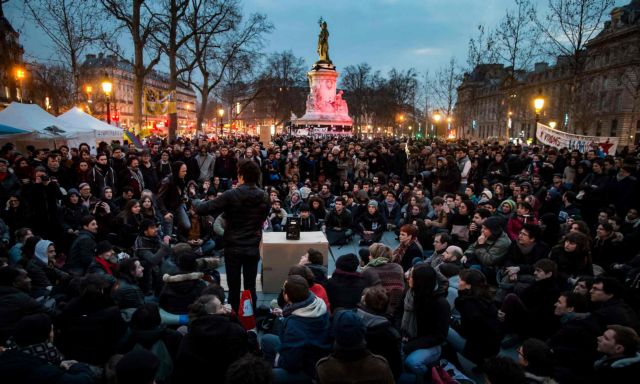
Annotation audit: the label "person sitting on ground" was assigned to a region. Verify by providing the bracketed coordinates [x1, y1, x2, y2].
[589, 276, 639, 331]
[298, 248, 327, 286]
[316, 309, 395, 384]
[116, 348, 161, 384]
[380, 191, 401, 230]
[134, 219, 171, 296]
[500, 259, 561, 340]
[261, 275, 331, 383]
[0, 267, 47, 347]
[548, 291, 600, 382]
[86, 240, 118, 284]
[482, 356, 527, 384]
[401, 264, 450, 380]
[355, 200, 386, 246]
[225, 353, 274, 384]
[325, 253, 367, 313]
[446, 269, 502, 367]
[278, 265, 330, 312]
[593, 325, 640, 381]
[65, 215, 99, 277]
[112, 257, 146, 312]
[172, 294, 248, 381]
[268, 199, 288, 232]
[298, 204, 319, 232]
[324, 197, 353, 245]
[0, 313, 94, 384]
[462, 216, 511, 279]
[159, 250, 208, 315]
[361, 243, 405, 319]
[517, 338, 556, 384]
[393, 224, 424, 272]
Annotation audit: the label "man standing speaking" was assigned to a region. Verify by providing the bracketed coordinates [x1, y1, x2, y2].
[194, 159, 269, 311]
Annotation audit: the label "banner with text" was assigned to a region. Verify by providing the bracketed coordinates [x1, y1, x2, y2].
[536, 123, 618, 155]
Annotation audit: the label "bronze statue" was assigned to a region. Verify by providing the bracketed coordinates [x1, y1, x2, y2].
[317, 18, 330, 63]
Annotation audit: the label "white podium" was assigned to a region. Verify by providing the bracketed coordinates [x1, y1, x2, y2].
[260, 231, 329, 293]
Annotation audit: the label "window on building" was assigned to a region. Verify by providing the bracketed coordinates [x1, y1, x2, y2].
[611, 119, 618, 137]
[599, 92, 607, 111]
[615, 93, 622, 112]
[596, 120, 602, 136]
[602, 76, 608, 89]
[4, 86, 9, 99]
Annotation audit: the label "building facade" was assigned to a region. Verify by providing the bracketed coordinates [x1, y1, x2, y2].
[0, 9, 25, 108]
[454, 0, 640, 147]
[79, 53, 197, 134]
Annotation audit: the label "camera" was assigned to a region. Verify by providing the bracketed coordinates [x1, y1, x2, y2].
[40, 175, 50, 182]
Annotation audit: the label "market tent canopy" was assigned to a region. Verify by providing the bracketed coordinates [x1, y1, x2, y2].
[57, 107, 124, 145]
[0, 123, 29, 135]
[0, 102, 95, 151]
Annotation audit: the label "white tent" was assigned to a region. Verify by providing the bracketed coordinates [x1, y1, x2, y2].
[0, 103, 95, 151]
[57, 107, 123, 150]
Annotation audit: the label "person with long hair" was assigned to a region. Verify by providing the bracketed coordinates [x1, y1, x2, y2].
[401, 265, 450, 380]
[446, 269, 502, 366]
[112, 257, 146, 311]
[116, 199, 143, 249]
[549, 231, 593, 289]
[157, 160, 191, 236]
[393, 224, 424, 272]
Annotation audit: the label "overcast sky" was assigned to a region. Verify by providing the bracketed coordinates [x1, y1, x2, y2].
[6, 0, 627, 76]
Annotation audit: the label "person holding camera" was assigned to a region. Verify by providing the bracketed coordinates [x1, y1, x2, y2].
[506, 202, 538, 241]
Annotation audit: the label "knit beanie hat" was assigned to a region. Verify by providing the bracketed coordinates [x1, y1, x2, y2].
[501, 199, 516, 212]
[95, 240, 114, 256]
[335, 253, 359, 272]
[482, 216, 503, 237]
[481, 189, 493, 200]
[34, 239, 53, 265]
[116, 349, 160, 384]
[332, 310, 366, 350]
[67, 188, 79, 197]
[367, 200, 379, 208]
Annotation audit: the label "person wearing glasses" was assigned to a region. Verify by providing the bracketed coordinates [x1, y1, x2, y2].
[590, 277, 639, 331]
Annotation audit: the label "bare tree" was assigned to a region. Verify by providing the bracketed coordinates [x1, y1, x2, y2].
[494, 0, 538, 76]
[99, 0, 164, 134]
[532, 0, 615, 132]
[30, 63, 75, 114]
[23, 0, 103, 102]
[341, 63, 374, 134]
[186, 0, 271, 133]
[431, 58, 462, 137]
[256, 50, 307, 128]
[466, 24, 498, 71]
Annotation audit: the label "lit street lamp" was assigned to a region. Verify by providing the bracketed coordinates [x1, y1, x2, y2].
[15, 68, 26, 103]
[533, 94, 545, 144]
[433, 112, 442, 138]
[85, 85, 93, 114]
[102, 76, 113, 124]
[549, 121, 557, 130]
[218, 108, 224, 136]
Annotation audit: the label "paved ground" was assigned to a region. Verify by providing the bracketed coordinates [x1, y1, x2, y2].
[215, 231, 517, 383]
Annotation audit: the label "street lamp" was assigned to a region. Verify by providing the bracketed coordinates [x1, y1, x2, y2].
[85, 85, 93, 114]
[218, 108, 224, 136]
[433, 112, 442, 138]
[102, 76, 113, 124]
[15, 68, 26, 103]
[549, 121, 557, 130]
[533, 94, 545, 144]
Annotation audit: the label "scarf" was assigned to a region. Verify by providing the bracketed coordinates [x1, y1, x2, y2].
[94, 257, 114, 275]
[18, 341, 64, 365]
[393, 239, 421, 264]
[516, 242, 535, 255]
[385, 200, 396, 212]
[366, 257, 389, 268]
[401, 289, 417, 339]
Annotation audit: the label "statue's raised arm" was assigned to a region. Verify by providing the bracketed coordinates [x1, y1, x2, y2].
[317, 19, 331, 63]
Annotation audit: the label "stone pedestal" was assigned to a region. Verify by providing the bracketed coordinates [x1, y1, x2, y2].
[293, 62, 353, 132]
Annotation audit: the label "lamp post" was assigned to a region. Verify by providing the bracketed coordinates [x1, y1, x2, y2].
[218, 108, 224, 136]
[102, 76, 113, 124]
[85, 85, 93, 114]
[533, 95, 545, 145]
[15, 68, 25, 103]
[433, 112, 442, 138]
[446, 117, 452, 137]
[549, 121, 557, 130]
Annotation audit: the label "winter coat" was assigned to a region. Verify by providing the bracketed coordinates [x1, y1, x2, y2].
[464, 231, 512, 267]
[504, 242, 550, 275]
[172, 314, 248, 382]
[0, 286, 46, 345]
[548, 245, 593, 284]
[593, 352, 640, 383]
[453, 291, 502, 364]
[276, 295, 331, 376]
[0, 347, 94, 384]
[591, 298, 639, 332]
[325, 269, 367, 313]
[159, 272, 207, 314]
[357, 308, 403, 378]
[112, 277, 145, 310]
[361, 261, 405, 318]
[403, 293, 450, 354]
[316, 348, 395, 384]
[194, 184, 270, 250]
[519, 277, 561, 339]
[547, 313, 600, 383]
[65, 230, 97, 276]
[54, 292, 127, 365]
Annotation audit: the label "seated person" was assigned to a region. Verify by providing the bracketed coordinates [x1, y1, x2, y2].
[593, 325, 640, 381]
[325, 254, 367, 313]
[298, 248, 327, 286]
[298, 204, 319, 232]
[268, 199, 288, 232]
[355, 200, 386, 246]
[324, 197, 353, 246]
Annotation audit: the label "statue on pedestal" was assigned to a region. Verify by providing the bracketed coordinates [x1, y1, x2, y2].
[317, 18, 331, 63]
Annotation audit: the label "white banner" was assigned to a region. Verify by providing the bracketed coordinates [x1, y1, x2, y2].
[536, 123, 618, 155]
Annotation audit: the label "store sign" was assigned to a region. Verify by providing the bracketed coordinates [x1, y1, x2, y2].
[536, 123, 618, 155]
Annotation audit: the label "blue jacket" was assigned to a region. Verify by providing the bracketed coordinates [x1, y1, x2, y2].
[276, 294, 331, 376]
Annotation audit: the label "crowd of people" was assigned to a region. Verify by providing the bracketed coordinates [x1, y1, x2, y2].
[0, 135, 639, 383]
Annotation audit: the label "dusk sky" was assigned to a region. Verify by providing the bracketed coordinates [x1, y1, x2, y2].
[6, 0, 627, 76]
